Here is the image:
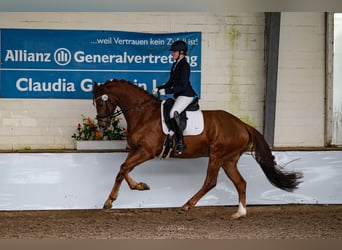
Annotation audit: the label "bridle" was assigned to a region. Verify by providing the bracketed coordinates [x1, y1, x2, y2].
[93, 93, 153, 120]
[93, 94, 123, 120]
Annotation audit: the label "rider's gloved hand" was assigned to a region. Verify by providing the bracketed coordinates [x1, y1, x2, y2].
[152, 88, 159, 95]
[159, 89, 166, 96]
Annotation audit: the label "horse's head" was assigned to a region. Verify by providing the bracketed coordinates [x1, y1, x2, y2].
[93, 82, 118, 129]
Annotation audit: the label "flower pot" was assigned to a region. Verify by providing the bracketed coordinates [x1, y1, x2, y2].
[75, 140, 127, 151]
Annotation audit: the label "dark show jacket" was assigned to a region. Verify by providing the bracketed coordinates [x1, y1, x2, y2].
[158, 57, 197, 98]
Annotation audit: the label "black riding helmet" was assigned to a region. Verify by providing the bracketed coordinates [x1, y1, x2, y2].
[169, 40, 188, 54]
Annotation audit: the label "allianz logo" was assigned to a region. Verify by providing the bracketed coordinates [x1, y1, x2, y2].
[54, 48, 71, 66]
[4, 48, 71, 66]
[4, 48, 111, 66]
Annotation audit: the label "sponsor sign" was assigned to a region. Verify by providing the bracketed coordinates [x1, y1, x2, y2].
[0, 29, 201, 99]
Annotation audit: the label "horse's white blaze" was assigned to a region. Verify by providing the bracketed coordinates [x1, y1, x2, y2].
[231, 202, 247, 219]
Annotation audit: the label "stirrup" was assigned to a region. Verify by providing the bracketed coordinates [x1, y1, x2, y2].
[159, 136, 174, 158]
[175, 141, 185, 154]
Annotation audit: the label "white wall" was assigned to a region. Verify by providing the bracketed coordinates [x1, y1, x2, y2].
[274, 12, 326, 147]
[0, 12, 266, 150]
[332, 13, 342, 145]
[0, 12, 328, 150]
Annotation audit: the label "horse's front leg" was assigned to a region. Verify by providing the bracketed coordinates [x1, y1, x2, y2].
[103, 148, 153, 209]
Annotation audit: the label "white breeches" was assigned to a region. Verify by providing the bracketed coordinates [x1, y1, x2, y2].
[170, 96, 194, 118]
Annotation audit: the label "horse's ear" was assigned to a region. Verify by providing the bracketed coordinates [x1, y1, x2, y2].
[94, 82, 98, 89]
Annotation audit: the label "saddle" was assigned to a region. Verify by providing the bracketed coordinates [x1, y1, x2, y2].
[159, 98, 201, 158]
[162, 97, 200, 132]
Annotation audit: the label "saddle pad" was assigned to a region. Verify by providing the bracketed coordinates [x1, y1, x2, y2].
[161, 100, 204, 136]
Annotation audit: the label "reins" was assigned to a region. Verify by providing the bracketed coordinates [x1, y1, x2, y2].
[93, 93, 153, 120]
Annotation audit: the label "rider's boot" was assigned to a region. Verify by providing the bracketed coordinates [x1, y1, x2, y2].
[171, 111, 186, 154]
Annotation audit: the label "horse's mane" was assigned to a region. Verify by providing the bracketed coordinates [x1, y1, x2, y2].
[103, 78, 160, 102]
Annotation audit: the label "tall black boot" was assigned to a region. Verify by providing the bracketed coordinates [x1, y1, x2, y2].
[172, 112, 185, 154]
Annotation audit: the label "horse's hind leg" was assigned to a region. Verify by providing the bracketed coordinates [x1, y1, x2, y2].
[181, 155, 221, 211]
[222, 158, 247, 219]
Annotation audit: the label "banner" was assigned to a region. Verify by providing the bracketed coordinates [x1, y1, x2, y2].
[0, 29, 201, 99]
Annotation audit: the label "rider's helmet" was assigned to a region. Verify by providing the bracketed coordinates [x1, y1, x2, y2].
[169, 40, 188, 54]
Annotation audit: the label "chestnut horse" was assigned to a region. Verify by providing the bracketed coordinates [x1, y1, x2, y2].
[93, 79, 303, 219]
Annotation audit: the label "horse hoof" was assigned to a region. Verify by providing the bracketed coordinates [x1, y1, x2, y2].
[231, 212, 246, 219]
[139, 182, 150, 190]
[231, 202, 247, 219]
[103, 203, 112, 209]
[181, 204, 190, 211]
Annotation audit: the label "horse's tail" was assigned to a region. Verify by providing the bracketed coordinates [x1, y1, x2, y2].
[245, 125, 303, 192]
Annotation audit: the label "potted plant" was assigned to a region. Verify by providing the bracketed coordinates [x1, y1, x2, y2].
[72, 115, 127, 150]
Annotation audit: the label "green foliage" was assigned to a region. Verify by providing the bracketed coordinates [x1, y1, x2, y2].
[72, 115, 126, 141]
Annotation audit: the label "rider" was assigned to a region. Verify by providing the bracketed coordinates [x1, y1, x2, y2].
[153, 40, 197, 154]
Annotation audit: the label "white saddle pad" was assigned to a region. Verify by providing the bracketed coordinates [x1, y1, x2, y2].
[161, 100, 204, 136]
